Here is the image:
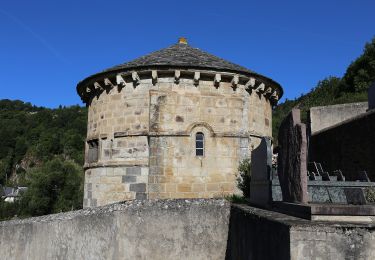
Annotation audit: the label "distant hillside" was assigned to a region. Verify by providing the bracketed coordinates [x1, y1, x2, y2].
[0, 100, 87, 219]
[273, 37, 375, 143]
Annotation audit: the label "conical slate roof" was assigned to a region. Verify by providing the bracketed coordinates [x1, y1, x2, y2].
[77, 39, 283, 99]
[102, 42, 253, 75]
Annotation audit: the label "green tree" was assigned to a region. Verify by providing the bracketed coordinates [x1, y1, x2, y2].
[343, 37, 375, 92]
[20, 158, 83, 216]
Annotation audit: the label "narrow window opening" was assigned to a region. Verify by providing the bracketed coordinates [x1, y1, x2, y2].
[196, 132, 204, 156]
[87, 139, 99, 163]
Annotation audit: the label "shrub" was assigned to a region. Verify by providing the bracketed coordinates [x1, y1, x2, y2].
[237, 158, 251, 198]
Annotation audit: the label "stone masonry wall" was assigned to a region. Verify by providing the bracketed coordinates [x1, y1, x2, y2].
[148, 135, 242, 199]
[309, 102, 368, 134]
[309, 109, 375, 181]
[0, 199, 230, 260]
[84, 75, 272, 206]
[3, 200, 375, 260]
[227, 204, 375, 260]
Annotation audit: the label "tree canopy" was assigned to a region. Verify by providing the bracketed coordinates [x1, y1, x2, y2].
[0, 101, 87, 220]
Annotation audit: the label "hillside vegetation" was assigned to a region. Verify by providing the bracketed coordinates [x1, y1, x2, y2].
[273, 37, 375, 143]
[0, 101, 87, 219]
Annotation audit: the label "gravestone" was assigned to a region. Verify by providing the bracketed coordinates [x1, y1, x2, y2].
[249, 137, 273, 206]
[344, 188, 367, 205]
[277, 108, 308, 203]
[369, 81, 375, 110]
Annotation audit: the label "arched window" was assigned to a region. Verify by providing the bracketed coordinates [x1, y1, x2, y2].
[195, 132, 204, 156]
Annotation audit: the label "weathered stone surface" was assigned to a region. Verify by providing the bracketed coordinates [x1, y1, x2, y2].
[277, 108, 308, 203]
[129, 183, 146, 193]
[122, 175, 136, 183]
[309, 102, 368, 134]
[0, 199, 230, 260]
[249, 137, 273, 206]
[344, 188, 367, 205]
[126, 167, 141, 176]
[227, 204, 375, 260]
[81, 41, 281, 207]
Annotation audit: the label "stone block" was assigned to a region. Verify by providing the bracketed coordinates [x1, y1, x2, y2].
[126, 167, 141, 176]
[148, 184, 165, 193]
[208, 175, 226, 183]
[166, 184, 177, 192]
[207, 183, 219, 192]
[91, 199, 97, 207]
[122, 175, 137, 183]
[344, 188, 367, 205]
[177, 184, 192, 192]
[100, 176, 122, 184]
[129, 183, 146, 193]
[192, 184, 205, 192]
[135, 193, 147, 200]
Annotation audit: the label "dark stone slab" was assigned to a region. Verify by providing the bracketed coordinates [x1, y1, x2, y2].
[130, 183, 146, 193]
[277, 108, 308, 203]
[344, 188, 367, 205]
[249, 137, 273, 206]
[122, 175, 137, 183]
[136, 193, 147, 200]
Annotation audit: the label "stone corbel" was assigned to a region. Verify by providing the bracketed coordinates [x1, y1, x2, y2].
[255, 83, 265, 93]
[132, 72, 140, 87]
[194, 72, 200, 86]
[214, 74, 221, 88]
[174, 70, 181, 84]
[244, 77, 256, 90]
[231, 75, 239, 91]
[116, 74, 127, 89]
[264, 86, 273, 96]
[93, 81, 103, 90]
[270, 90, 279, 101]
[151, 70, 158, 85]
[104, 78, 114, 88]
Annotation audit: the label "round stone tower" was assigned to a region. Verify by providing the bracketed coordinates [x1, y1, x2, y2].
[77, 38, 283, 207]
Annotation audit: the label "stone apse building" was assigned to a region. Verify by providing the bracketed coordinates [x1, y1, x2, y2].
[77, 38, 283, 207]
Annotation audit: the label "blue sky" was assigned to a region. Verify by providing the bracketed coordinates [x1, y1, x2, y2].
[1, 0, 374, 108]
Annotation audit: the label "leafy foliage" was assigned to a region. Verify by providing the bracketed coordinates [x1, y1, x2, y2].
[19, 158, 83, 216]
[237, 158, 251, 198]
[224, 194, 247, 204]
[273, 37, 375, 143]
[0, 100, 87, 220]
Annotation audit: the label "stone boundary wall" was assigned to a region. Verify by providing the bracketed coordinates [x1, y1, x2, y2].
[0, 199, 230, 260]
[2, 199, 375, 259]
[308, 102, 368, 134]
[227, 204, 375, 260]
[309, 109, 375, 181]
